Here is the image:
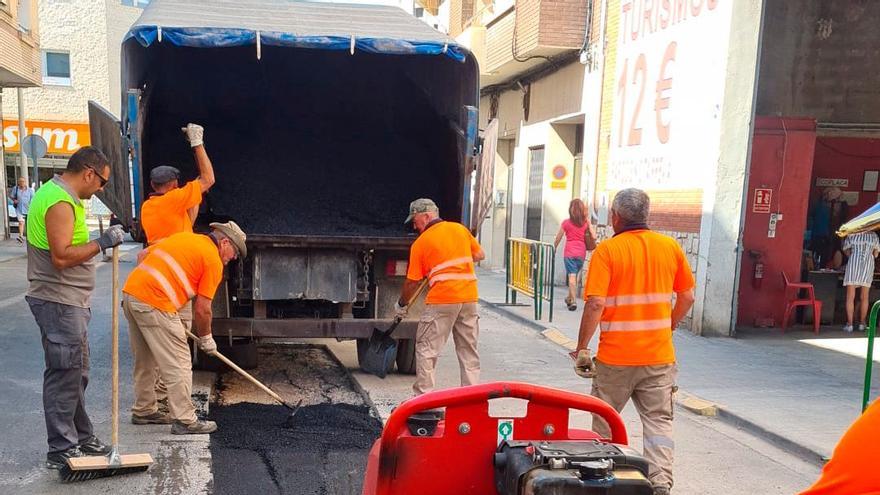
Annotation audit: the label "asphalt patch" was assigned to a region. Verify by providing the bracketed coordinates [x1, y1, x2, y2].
[209, 403, 381, 495]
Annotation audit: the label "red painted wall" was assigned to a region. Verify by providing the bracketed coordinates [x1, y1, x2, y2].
[737, 117, 816, 327]
[811, 137, 880, 219]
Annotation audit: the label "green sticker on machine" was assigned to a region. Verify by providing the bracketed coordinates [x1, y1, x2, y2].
[497, 419, 514, 446]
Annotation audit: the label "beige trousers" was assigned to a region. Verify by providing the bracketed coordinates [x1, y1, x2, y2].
[123, 294, 197, 425]
[154, 301, 192, 403]
[413, 302, 480, 395]
[590, 361, 677, 490]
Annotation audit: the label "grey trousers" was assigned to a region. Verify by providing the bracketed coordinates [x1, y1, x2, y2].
[27, 296, 94, 454]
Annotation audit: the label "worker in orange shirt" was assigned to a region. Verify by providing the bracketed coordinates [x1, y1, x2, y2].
[800, 399, 880, 494]
[573, 188, 696, 495]
[396, 198, 485, 396]
[122, 221, 246, 434]
[140, 123, 215, 245]
[136, 123, 215, 419]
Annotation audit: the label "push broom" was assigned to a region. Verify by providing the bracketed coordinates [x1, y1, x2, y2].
[60, 246, 154, 482]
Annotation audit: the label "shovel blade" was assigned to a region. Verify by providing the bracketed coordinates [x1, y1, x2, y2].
[361, 328, 398, 378]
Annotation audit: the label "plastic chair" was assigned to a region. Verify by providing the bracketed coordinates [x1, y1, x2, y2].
[781, 271, 821, 335]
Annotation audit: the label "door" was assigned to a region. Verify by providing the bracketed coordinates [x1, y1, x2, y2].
[88, 101, 133, 227]
[470, 118, 499, 234]
[525, 146, 545, 241]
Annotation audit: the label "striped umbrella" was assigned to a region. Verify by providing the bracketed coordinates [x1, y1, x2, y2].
[837, 202, 880, 237]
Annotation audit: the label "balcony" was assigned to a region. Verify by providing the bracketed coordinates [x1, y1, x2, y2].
[0, 0, 41, 87]
[456, 0, 588, 87]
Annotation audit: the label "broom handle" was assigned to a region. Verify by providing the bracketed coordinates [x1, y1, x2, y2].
[184, 329, 287, 407]
[111, 246, 120, 448]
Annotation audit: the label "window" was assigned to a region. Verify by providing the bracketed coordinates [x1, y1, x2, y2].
[121, 0, 150, 7]
[414, 7, 424, 18]
[17, 0, 31, 32]
[42, 51, 71, 86]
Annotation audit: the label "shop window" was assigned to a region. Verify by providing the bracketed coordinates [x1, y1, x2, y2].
[42, 51, 71, 86]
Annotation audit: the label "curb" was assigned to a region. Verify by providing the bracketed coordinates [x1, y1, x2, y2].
[479, 296, 830, 467]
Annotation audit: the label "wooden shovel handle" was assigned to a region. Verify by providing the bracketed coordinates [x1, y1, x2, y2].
[111, 246, 120, 448]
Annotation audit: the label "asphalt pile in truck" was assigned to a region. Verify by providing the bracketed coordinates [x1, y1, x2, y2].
[209, 345, 382, 494]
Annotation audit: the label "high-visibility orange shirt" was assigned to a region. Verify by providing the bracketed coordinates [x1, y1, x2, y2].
[123, 232, 223, 312]
[141, 180, 203, 244]
[800, 399, 880, 495]
[584, 229, 695, 366]
[406, 221, 481, 305]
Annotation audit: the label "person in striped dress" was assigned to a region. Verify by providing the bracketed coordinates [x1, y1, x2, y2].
[842, 230, 880, 332]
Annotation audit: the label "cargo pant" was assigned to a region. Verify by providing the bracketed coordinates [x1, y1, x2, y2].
[26, 296, 95, 454]
[123, 295, 198, 425]
[413, 302, 480, 395]
[590, 361, 677, 491]
[154, 301, 192, 404]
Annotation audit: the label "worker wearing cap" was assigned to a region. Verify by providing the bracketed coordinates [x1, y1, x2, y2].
[800, 399, 880, 494]
[26, 147, 125, 468]
[122, 221, 247, 434]
[140, 123, 215, 245]
[137, 123, 215, 418]
[396, 198, 485, 396]
[573, 188, 695, 495]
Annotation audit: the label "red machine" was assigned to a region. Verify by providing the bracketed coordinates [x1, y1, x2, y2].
[362, 382, 653, 495]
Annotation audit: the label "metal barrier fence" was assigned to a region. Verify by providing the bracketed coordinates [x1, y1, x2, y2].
[864, 300, 880, 411]
[505, 238, 555, 322]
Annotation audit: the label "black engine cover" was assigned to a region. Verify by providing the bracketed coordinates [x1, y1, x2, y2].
[494, 440, 654, 495]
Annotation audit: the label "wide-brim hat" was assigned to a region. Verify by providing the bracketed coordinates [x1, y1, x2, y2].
[209, 221, 247, 258]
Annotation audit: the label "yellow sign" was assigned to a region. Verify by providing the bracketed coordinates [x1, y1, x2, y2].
[2, 120, 91, 155]
[551, 181, 568, 189]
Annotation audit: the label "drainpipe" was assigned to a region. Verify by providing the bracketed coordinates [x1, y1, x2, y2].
[0, 89, 8, 240]
[17, 88, 28, 184]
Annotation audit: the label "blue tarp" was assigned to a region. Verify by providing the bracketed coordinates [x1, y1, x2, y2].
[124, 0, 469, 62]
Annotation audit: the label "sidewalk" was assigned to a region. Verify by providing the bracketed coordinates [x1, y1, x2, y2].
[477, 266, 880, 464]
[0, 238, 26, 263]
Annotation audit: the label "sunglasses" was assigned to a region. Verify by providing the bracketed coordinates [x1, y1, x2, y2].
[87, 166, 109, 187]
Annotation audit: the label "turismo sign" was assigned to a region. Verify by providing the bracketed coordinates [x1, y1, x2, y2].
[2, 120, 90, 155]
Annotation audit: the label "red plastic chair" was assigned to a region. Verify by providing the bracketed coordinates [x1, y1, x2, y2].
[781, 271, 821, 335]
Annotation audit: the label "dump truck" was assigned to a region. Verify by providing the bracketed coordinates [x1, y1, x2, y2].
[89, 0, 495, 373]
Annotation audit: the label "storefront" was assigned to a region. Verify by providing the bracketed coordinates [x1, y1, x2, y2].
[3, 119, 91, 187]
[735, 1, 880, 331]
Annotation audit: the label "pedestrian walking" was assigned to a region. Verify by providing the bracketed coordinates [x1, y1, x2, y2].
[25, 147, 126, 469]
[553, 198, 596, 311]
[572, 188, 695, 495]
[122, 223, 246, 434]
[138, 122, 216, 413]
[9, 177, 35, 243]
[841, 230, 880, 332]
[395, 198, 485, 397]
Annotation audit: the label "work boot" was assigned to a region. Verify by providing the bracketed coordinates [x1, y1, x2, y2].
[157, 397, 170, 415]
[171, 419, 217, 435]
[78, 435, 111, 455]
[46, 447, 84, 470]
[132, 411, 173, 425]
[653, 487, 671, 495]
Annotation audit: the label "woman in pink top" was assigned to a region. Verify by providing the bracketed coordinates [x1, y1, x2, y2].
[554, 199, 597, 311]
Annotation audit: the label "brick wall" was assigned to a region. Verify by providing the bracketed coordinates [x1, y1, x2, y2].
[538, 0, 588, 48]
[595, 0, 619, 194]
[513, 0, 541, 56]
[485, 8, 516, 71]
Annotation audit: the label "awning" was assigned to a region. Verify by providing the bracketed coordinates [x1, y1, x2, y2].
[125, 0, 468, 62]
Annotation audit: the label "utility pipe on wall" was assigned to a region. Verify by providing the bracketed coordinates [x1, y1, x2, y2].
[16, 88, 28, 184]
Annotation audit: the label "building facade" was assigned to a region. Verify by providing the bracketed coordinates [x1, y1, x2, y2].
[2, 0, 143, 191]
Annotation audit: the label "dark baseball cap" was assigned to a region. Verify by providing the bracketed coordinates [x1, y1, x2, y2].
[150, 166, 180, 184]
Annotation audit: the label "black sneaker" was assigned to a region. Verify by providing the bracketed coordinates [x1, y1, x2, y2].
[171, 419, 217, 435]
[132, 411, 173, 425]
[46, 447, 84, 470]
[78, 435, 111, 455]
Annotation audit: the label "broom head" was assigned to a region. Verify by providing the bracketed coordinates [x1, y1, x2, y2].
[60, 453, 154, 482]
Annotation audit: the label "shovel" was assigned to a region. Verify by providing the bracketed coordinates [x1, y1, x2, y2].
[362, 279, 428, 378]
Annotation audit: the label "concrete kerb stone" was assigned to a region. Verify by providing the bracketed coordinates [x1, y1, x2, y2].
[478, 296, 830, 468]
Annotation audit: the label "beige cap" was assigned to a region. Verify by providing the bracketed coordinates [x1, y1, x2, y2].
[209, 221, 247, 258]
[404, 198, 439, 224]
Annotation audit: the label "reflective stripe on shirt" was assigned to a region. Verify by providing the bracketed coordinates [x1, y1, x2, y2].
[429, 272, 478, 287]
[136, 263, 183, 309]
[600, 318, 672, 332]
[152, 248, 196, 300]
[605, 293, 673, 307]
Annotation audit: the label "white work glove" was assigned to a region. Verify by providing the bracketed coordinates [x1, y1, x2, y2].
[394, 302, 409, 320]
[571, 349, 596, 378]
[96, 225, 125, 250]
[198, 335, 217, 354]
[181, 123, 204, 147]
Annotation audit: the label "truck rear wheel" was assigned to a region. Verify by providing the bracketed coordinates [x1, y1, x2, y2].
[396, 339, 417, 374]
